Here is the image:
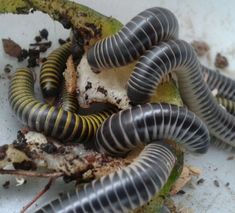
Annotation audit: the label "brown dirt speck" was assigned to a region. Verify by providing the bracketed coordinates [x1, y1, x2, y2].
[215, 53, 229, 69]
[227, 156, 234, 160]
[191, 40, 210, 56]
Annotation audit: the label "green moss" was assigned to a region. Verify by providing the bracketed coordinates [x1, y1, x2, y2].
[0, 0, 30, 13]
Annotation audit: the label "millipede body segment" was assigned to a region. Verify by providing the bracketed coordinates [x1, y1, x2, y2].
[8, 5, 230, 213]
[61, 82, 80, 113]
[96, 103, 209, 155]
[40, 42, 71, 98]
[202, 65, 235, 101]
[9, 68, 115, 142]
[216, 96, 235, 116]
[87, 7, 179, 70]
[35, 143, 176, 213]
[126, 40, 235, 147]
[35, 102, 209, 212]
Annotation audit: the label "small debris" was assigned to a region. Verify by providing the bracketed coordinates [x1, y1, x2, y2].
[18, 49, 29, 62]
[39, 29, 49, 40]
[170, 165, 202, 195]
[2, 181, 10, 189]
[40, 57, 47, 63]
[2, 38, 22, 58]
[58, 38, 66, 45]
[225, 182, 230, 187]
[16, 177, 27, 186]
[0, 145, 8, 160]
[211, 88, 218, 96]
[27, 49, 40, 67]
[13, 160, 37, 171]
[227, 156, 234, 160]
[191, 40, 210, 56]
[97, 86, 108, 96]
[40, 143, 58, 154]
[34, 36, 42, 43]
[176, 190, 186, 195]
[4, 64, 13, 73]
[213, 180, 220, 187]
[187, 166, 202, 176]
[39, 44, 48, 53]
[85, 81, 92, 91]
[197, 178, 205, 185]
[60, 17, 72, 29]
[214, 53, 229, 69]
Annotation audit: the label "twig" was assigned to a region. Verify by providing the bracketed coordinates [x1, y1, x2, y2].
[30, 42, 52, 46]
[0, 169, 63, 178]
[20, 178, 55, 213]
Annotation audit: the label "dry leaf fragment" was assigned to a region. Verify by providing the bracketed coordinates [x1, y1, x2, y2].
[2, 38, 22, 58]
[170, 165, 202, 195]
[64, 55, 77, 94]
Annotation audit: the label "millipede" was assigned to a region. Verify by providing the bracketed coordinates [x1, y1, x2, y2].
[36, 103, 209, 212]
[5, 4, 235, 213]
[87, 7, 235, 149]
[40, 42, 71, 98]
[87, 7, 179, 71]
[216, 96, 235, 116]
[61, 82, 80, 113]
[9, 68, 115, 142]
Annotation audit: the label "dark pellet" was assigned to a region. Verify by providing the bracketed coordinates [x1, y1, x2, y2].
[39, 29, 49, 40]
[35, 36, 42, 43]
[197, 178, 205, 185]
[214, 180, 220, 187]
[58, 38, 66, 45]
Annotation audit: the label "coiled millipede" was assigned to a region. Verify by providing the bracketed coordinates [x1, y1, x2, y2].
[36, 103, 209, 213]
[87, 7, 235, 148]
[9, 68, 115, 142]
[8, 6, 234, 213]
[40, 42, 71, 98]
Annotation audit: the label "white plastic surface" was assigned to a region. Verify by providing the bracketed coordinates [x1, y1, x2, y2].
[0, 1, 235, 212]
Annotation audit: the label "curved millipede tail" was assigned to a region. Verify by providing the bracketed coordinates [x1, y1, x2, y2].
[127, 39, 235, 148]
[87, 7, 179, 70]
[40, 42, 71, 98]
[35, 143, 176, 213]
[9, 68, 115, 142]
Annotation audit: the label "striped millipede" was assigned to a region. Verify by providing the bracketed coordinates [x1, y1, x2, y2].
[61, 82, 79, 113]
[9, 68, 115, 142]
[35, 103, 209, 213]
[96, 103, 209, 155]
[202, 65, 235, 101]
[87, 7, 235, 148]
[40, 42, 71, 98]
[87, 7, 179, 71]
[126, 39, 235, 148]
[216, 96, 235, 116]
[7, 6, 226, 213]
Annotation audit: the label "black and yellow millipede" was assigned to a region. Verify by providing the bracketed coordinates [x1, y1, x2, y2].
[61, 82, 80, 113]
[9, 68, 115, 142]
[40, 42, 71, 98]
